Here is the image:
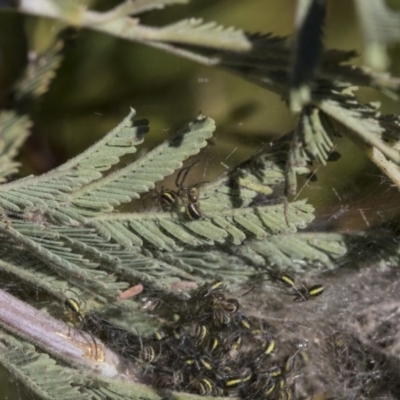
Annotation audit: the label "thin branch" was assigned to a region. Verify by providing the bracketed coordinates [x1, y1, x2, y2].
[0, 289, 124, 377]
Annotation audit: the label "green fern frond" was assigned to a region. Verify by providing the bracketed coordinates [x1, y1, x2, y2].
[0, 222, 126, 299]
[55, 225, 197, 293]
[0, 108, 314, 297]
[248, 232, 348, 271]
[90, 200, 313, 250]
[0, 109, 315, 305]
[107, 0, 189, 17]
[200, 147, 288, 212]
[54, 109, 148, 178]
[0, 105, 318, 399]
[0, 256, 76, 303]
[0, 110, 148, 213]
[298, 106, 336, 165]
[284, 82, 400, 194]
[318, 84, 400, 164]
[155, 249, 255, 284]
[0, 112, 32, 183]
[71, 113, 215, 215]
[156, 18, 251, 51]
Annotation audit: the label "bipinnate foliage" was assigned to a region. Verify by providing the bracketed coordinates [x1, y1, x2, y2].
[0, 110, 316, 399]
[0, 107, 316, 296]
[8, 1, 400, 192]
[0, 1, 400, 399]
[0, 62, 318, 396]
[0, 112, 32, 183]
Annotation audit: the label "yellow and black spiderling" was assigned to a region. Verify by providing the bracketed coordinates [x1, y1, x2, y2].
[198, 356, 213, 371]
[208, 336, 220, 353]
[191, 323, 209, 345]
[279, 273, 296, 288]
[153, 160, 207, 220]
[64, 298, 84, 324]
[140, 345, 157, 363]
[264, 379, 276, 396]
[153, 329, 168, 341]
[186, 201, 202, 220]
[153, 186, 179, 210]
[263, 337, 276, 356]
[223, 368, 252, 389]
[198, 280, 225, 299]
[226, 332, 242, 352]
[307, 284, 324, 297]
[159, 188, 178, 208]
[236, 315, 251, 331]
[266, 269, 297, 289]
[265, 269, 325, 303]
[63, 298, 103, 362]
[190, 377, 221, 396]
[292, 283, 324, 302]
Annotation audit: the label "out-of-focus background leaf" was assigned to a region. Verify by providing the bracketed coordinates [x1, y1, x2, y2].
[0, 1, 400, 397]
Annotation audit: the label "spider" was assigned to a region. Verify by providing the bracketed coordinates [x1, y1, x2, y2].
[155, 160, 207, 220]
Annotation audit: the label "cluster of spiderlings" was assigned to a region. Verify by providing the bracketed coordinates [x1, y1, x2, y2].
[134, 281, 311, 399]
